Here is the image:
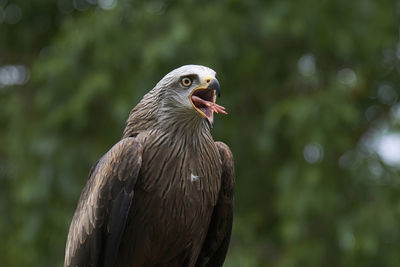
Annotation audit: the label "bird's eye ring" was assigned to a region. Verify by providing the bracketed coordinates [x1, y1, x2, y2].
[181, 77, 192, 87]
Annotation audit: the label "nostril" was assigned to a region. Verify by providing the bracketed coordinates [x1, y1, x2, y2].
[206, 78, 211, 83]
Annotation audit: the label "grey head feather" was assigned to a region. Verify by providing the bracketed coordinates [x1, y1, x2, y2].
[123, 65, 217, 138]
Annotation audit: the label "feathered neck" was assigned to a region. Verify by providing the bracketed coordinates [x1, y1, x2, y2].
[122, 87, 211, 141]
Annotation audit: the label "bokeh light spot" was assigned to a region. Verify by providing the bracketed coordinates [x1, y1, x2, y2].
[378, 84, 398, 105]
[4, 3, 21, 24]
[297, 53, 316, 77]
[303, 143, 324, 164]
[0, 65, 30, 88]
[98, 0, 117, 10]
[376, 133, 400, 166]
[365, 105, 379, 122]
[337, 68, 357, 87]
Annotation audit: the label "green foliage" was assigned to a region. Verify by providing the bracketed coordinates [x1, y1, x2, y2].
[1, 0, 400, 266]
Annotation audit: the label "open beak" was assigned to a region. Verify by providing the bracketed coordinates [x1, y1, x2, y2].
[190, 78, 227, 126]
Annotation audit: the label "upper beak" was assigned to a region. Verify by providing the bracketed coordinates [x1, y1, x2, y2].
[208, 78, 221, 97]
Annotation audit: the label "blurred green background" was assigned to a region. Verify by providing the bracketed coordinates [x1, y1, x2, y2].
[1, 0, 400, 266]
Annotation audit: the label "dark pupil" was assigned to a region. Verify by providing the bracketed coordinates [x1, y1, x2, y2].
[184, 78, 190, 85]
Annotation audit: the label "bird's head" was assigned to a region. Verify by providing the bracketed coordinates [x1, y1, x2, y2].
[157, 65, 227, 127]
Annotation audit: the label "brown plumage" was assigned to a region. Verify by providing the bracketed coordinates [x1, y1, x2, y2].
[64, 65, 235, 267]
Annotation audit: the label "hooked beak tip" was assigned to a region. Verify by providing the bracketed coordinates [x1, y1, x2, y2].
[208, 78, 221, 98]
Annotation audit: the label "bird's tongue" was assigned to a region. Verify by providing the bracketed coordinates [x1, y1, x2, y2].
[191, 95, 227, 114]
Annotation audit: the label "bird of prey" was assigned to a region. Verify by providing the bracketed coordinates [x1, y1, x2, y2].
[64, 65, 235, 267]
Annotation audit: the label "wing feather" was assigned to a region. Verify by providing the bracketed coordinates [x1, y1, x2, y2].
[64, 137, 142, 267]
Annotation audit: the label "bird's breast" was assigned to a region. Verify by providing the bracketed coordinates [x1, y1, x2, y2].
[137, 133, 222, 206]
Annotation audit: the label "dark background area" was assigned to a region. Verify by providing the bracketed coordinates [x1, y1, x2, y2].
[1, 0, 400, 266]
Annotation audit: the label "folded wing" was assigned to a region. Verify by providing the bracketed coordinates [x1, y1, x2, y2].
[64, 137, 143, 267]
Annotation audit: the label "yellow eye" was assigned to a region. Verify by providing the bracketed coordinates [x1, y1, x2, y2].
[181, 77, 192, 87]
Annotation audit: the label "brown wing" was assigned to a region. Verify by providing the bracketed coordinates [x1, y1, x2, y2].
[196, 141, 235, 267]
[64, 137, 143, 267]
